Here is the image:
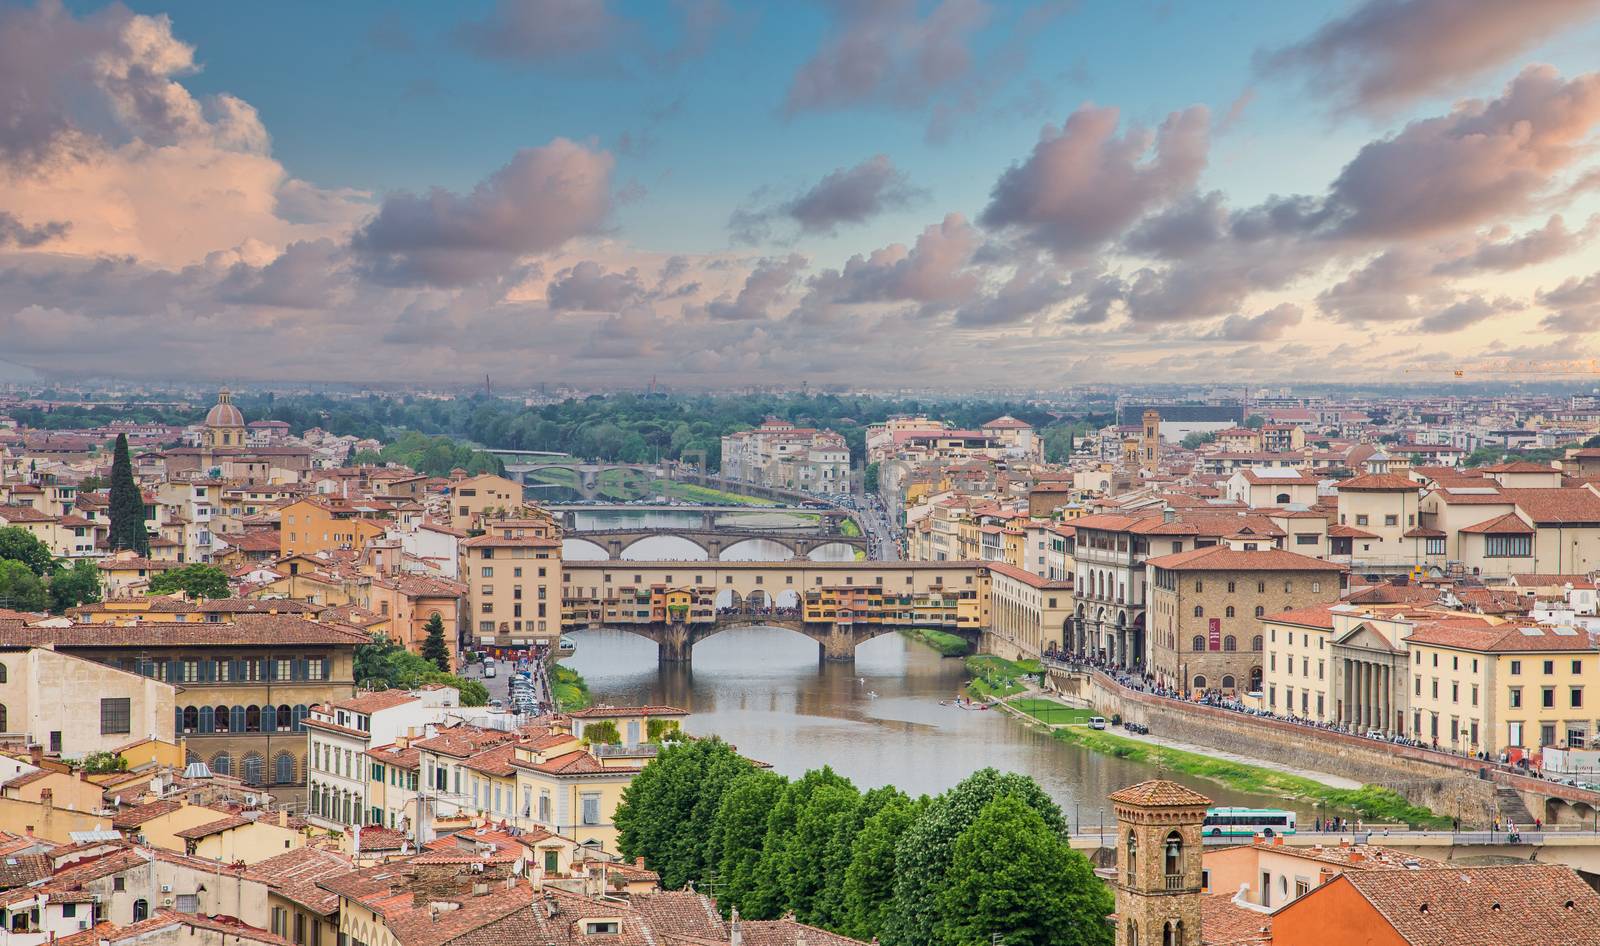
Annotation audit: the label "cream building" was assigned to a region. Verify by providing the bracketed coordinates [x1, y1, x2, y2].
[0, 647, 174, 759]
[461, 518, 562, 653]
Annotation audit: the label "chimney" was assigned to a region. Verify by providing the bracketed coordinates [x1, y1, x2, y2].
[729, 906, 741, 946]
[278, 810, 288, 827]
[635, 857, 645, 868]
[29, 745, 42, 766]
[1347, 851, 1364, 864]
[1319, 867, 1336, 886]
[39, 789, 51, 812]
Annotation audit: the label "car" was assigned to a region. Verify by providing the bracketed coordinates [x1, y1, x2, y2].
[483, 664, 496, 678]
[1088, 717, 1107, 730]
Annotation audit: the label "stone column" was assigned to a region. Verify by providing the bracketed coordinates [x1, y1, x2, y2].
[1340, 659, 1350, 724]
[1360, 661, 1371, 730]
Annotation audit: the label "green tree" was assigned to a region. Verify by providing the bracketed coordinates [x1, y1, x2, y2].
[614, 738, 753, 892]
[107, 433, 149, 556]
[416, 671, 488, 706]
[147, 563, 230, 599]
[0, 527, 57, 577]
[420, 612, 451, 671]
[934, 795, 1113, 946]
[1244, 414, 1266, 429]
[816, 785, 906, 930]
[0, 560, 48, 612]
[646, 718, 680, 742]
[1181, 431, 1216, 450]
[712, 769, 787, 916]
[862, 462, 880, 493]
[842, 792, 923, 940]
[780, 780, 861, 925]
[80, 751, 128, 774]
[748, 766, 854, 919]
[883, 768, 1067, 946]
[48, 559, 101, 613]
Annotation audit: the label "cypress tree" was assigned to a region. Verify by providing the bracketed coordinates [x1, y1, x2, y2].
[107, 434, 149, 557]
[420, 613, 451, 671]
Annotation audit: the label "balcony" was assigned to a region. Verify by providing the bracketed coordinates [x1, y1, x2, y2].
[1164, 874, 1185, 891]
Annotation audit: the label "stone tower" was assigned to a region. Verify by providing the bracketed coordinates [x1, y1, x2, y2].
[1111, 778, 1210, 946]
[1140, 409, 1161, 473]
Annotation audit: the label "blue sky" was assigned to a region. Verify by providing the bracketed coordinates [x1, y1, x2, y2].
[7, 0, 1600, 386]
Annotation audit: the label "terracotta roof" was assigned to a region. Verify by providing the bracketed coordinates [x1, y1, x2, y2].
[59, 911, 291, 946]
[1199, 894, 1272, 946]
[413, 726, 518, 759]
[1406, 621, 1596, 653]
[1333, 864, 1600, 946]
[1143, 546, 1345, 572]
[1262, 605, 1339, 630]
[564, 705, 688, 719]
[0, 615, 370, 648]
[1403, 527, 1446, 538]
[111, 799, 182, 828]
[1328, 523, 1379, 539]
[174, 814, 255, 840]
[332, 690, 420, 714]
[1107, 779, 1211, 808]
[1338, 473, 1421, 491]
[1501, 487, 1600, 524]
[1459, 512, 1534, 535]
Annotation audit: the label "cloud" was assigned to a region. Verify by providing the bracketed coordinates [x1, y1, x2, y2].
[1324, 66, 1600, 239]
[1258, 0, 1600, 114]
[455, 0, 727, 72]
[783, 0, 992, 114]
[546, 260, 647, 311]
[798, 213, 981, 318]
[1538, 271, 1600, 332]
[218, 239, 349, 310]
[1206, 303, 1304, 341]
[730, 154, 925, 243]
[979, 104, 1209, 255]
[0, 212, 69, 248]
[699, 254, 807, 320]
[1433, 215, 1598, 275]
[352, 139, 614, 286]
[1415, 295, 1516, 333]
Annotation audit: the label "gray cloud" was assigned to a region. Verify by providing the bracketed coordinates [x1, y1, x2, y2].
[547, 260, 647, 311]
[700, 254, 806, 321]
[731, 154, 925, 244]
[456, 0, 727, 72]
[1206, 303, 1304, 341]
[980, 104, 1209, 255]
[1416, 295, 1516, 333]
[352, 139, 614, 286]
[1434, 215, 1597, 275]
[1258, 0, 1600, 114]
[0, 212, 69, 248]
[783, 0, 991, 115]
[1538, 271, 1600, 333]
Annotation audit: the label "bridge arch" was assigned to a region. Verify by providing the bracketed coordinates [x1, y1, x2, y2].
[619, 535, 711, 561]
[807, 541, 860, 562]
[720, 537, 801, 561]
[562, 538, 610, 561]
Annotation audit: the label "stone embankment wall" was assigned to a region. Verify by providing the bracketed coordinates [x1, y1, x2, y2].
[1048, 669, 1510, 822]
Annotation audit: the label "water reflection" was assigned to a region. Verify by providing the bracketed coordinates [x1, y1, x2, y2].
[564, 625, 1300, 816]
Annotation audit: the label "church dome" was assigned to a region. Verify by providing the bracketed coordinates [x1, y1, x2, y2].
[205, 388, 245, 428]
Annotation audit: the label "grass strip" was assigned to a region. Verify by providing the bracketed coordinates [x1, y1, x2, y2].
[1007, 698, 1094, 725]
[899, 627, 972, 657]
[1047, 724, 1449, 827]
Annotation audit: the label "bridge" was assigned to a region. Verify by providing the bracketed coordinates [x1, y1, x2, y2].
[551, 504, 845, 529]
[563, 528, 867, 562]
[561, 560, 986, 661]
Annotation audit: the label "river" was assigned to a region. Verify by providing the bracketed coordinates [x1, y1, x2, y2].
[563, 625, 1312, 822]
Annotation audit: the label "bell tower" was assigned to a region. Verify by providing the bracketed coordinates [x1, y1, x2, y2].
[1140, 409, 1161, 473]
[1111, 779, 1210, 946]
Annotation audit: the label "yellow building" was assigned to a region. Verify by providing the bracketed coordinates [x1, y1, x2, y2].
[446, 474, 527, 529]
[1406, 619, 1599, 756]
[278, 498, 389, 559]
[177, 810, 305, 863]
[461, 519, 562, 653]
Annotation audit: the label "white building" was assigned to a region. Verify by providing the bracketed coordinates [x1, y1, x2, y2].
[303, 686, 460, 829]
[720, 419, 851, 495]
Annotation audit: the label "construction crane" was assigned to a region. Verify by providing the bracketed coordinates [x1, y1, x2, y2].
[1403, 359, 1600, 378]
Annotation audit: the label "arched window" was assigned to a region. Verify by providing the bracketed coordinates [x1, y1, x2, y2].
[231, 705, 247, 732]
[1126, 831, 1138, 880]
[242, 753, 264, 786]
[133, 900, 149, 922]
[0, 704, 8, 732]
[275, 752, 295, 785]
[0, 663, 8, 683]
[277, 705, 292, 732]
[1164, 830, 1184, 877]
[213, 706, 230, 733]
[1192, 605, 1204, 618]
[292, 705, 309, 732]
[1164, 919, 1184, 946]
[1252, 635, 1264, 652]
[1222, 675, 1236, 690]
[1128, 919, 1140, 946]
[1193, 675, 1207, 690]
[211, 752, 231, 776]
[1276, 492, 1291, 504]
[1225, 606, 1235, 617]
[245, 705, 261, 733]
[1254, 605, 1265, 617]
[181, 706, 198, 733]
[1191, 635, 1205, 652]
[198, 706, 214, 733]
[1250, 666, 1263, 690]
[1223, 635, 1237, 652]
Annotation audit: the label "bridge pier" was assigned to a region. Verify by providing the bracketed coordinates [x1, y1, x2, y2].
[819, 624, 856, 661]
[659, 622, 694, 662]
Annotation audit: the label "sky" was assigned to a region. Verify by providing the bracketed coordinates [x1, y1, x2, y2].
[4, 0, 1600, 388]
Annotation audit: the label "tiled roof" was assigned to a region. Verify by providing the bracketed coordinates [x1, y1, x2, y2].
[1199, 894, 1271, 946]
[1107, 779, 1211, 808]
[1459, 512, 1534, 535]
[174, 814, 253, 840]
[1143, 546, 1345, 572]
[0, 615, 370, 648]
[1262, 605, 1339, 630]
[332, 690, 419, 713]
[1501, 487, 1600, 524]
[111, 799, 182, 828]
[1338, 474, 1421, 490]
[1337, 864, 1600, 946]
[413, 726, 518, 759]
[1406, 621, 1596, 653]
[1328, 523, 1379, 539]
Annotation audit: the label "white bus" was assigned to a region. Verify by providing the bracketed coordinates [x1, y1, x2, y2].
[1203, 807, 1297, 838]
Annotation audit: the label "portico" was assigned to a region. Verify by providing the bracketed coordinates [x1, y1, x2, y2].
[1332, 621, 1407, 735]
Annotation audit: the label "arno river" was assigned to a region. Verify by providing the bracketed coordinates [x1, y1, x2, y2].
[564, 625, 1302, 823]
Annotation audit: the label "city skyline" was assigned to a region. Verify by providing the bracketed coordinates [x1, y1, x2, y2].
[4, 0, 1600, 385]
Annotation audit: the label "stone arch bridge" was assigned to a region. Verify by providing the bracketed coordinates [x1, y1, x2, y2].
[563, 528, 866, 561]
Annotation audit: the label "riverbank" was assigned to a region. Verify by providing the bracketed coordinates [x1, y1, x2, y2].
[551, 663, 592, 712]
[899, 627, 971, 657]
[964, 654, 1040, 698]
[998, 692, 1448, 827]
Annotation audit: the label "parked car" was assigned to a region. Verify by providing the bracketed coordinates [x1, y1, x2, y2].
[1089, 717, 1107, 730]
